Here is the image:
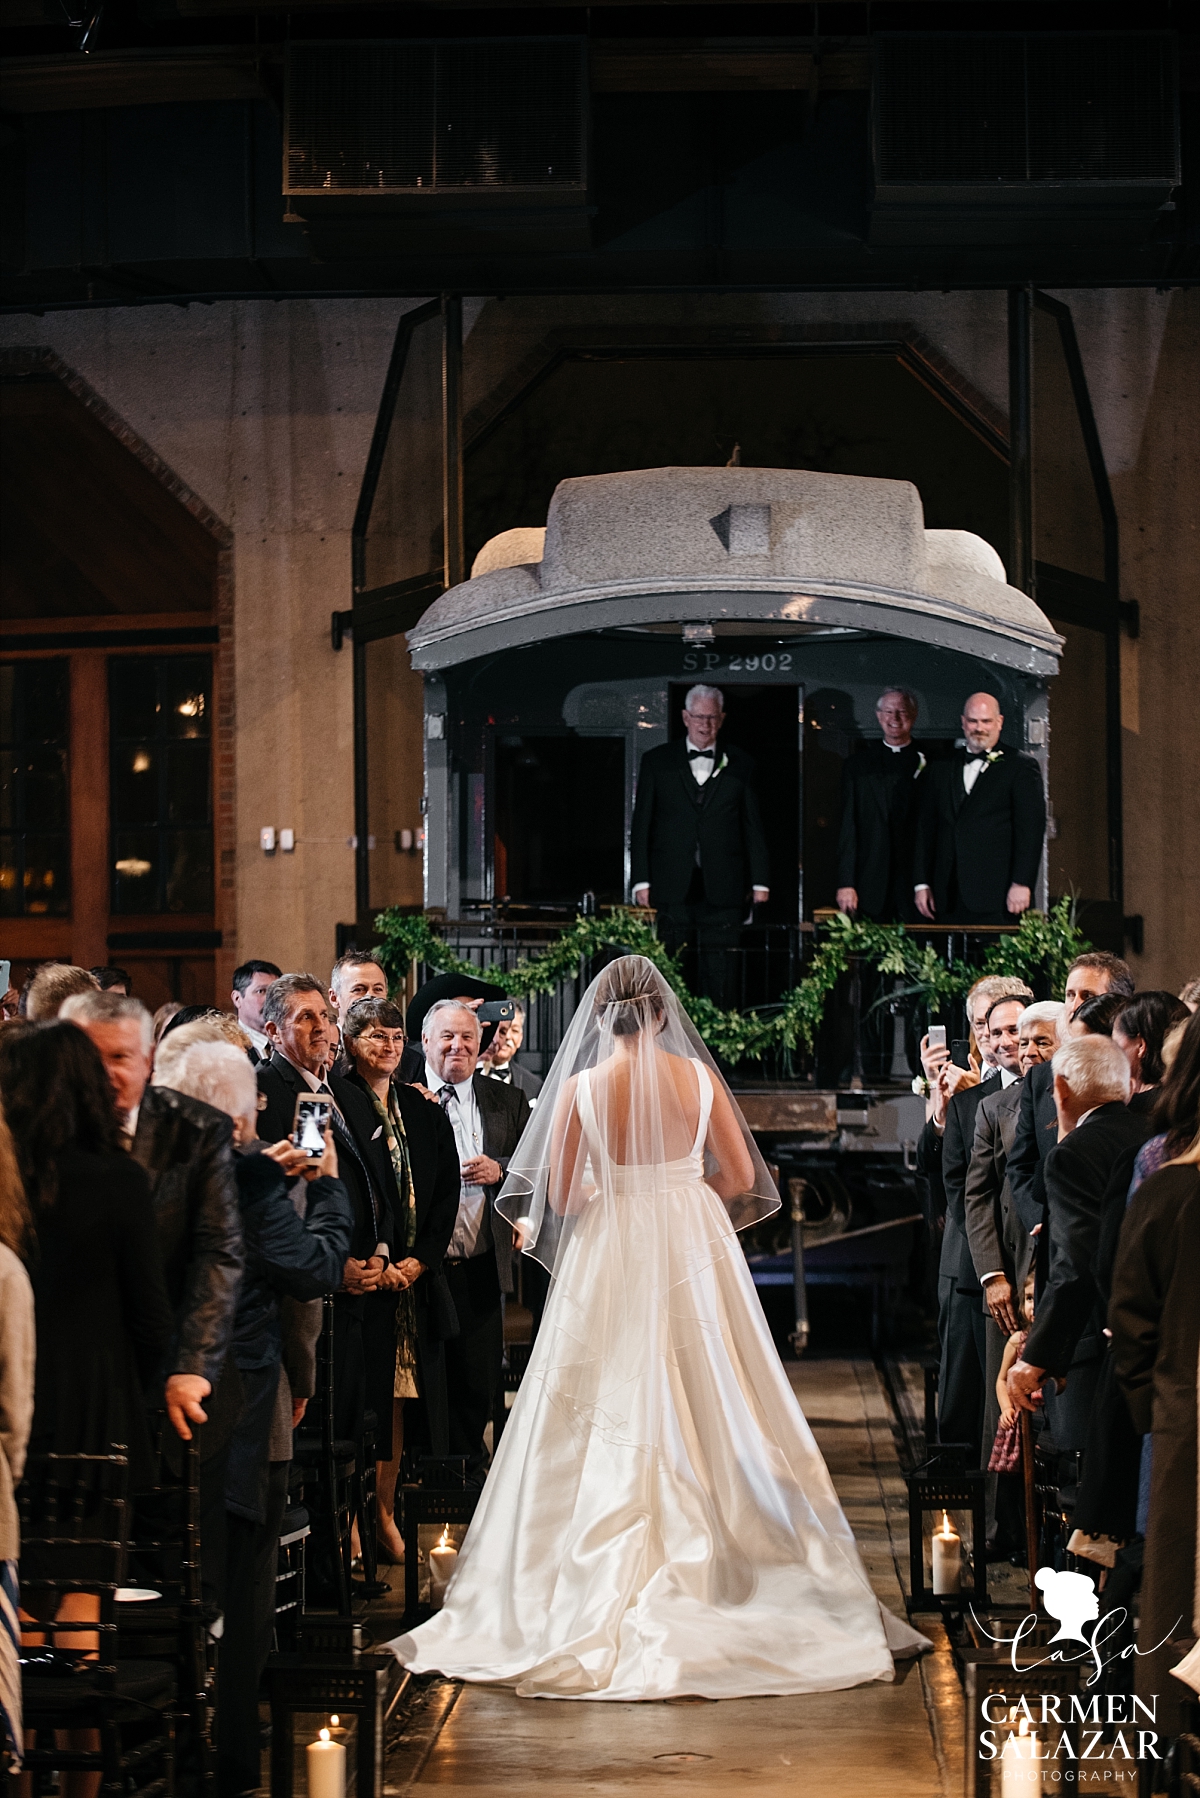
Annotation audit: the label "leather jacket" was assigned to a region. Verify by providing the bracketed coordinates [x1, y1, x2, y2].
[132, 1084, 245, 1387]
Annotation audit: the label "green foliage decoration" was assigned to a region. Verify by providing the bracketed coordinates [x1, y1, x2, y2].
[372, 897, 1088, 1069]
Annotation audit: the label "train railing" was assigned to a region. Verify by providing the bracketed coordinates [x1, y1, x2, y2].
[410, 913, 1024, 1087]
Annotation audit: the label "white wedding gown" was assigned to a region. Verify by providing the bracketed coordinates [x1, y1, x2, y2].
[389, 1061, 926, 1700]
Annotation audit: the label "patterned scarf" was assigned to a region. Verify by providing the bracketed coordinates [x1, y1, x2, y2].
[368, 1084, 418, 1365]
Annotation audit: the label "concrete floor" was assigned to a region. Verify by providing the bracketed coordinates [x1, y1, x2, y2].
[374, 1359, 965, 1798]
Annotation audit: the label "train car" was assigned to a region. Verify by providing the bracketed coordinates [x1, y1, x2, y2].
[406, 462, 1063, 1347]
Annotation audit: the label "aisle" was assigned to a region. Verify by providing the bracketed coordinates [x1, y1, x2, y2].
[387, 1358, 962, 1798]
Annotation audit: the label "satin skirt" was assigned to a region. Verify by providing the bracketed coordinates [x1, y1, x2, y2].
[388, 1174, 926, 1700]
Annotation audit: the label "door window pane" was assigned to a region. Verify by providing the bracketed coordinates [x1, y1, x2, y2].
[109, 656, 213, 914]
[0, 659, 71, 917]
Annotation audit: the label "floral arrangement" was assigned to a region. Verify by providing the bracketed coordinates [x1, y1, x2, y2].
[372, 898, 1088, 1069]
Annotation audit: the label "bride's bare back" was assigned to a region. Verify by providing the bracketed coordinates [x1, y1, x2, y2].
[549, 1042, 754, 1210]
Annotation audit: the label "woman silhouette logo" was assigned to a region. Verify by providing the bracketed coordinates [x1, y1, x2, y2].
[1034, 1567, 1100, 1643]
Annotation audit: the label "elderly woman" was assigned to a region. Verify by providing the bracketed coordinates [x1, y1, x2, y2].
[156, 1035, 353, 1795]
[341, 998, 460, 1563]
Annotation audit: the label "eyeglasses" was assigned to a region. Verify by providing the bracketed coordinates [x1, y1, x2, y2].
[358, 1030, 405, 1048]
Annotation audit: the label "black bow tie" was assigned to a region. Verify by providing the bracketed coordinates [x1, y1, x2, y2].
[688, 747, 714, 760]
[966, 749, 988, 760]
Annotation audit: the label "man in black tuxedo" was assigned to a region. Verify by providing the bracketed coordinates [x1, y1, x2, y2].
[630, 683, 769, 1004]
[964, 998, 1044, 1531]
[419, 1000, 531, 1471]
[230, 959, 281, 1065]
[1006, 953, 1134, 1243]
[836, 687, 928, 923]
[916, 977, 1031, 1463]
[255, 975, 399, 1450]
[913, 691, 1045, 926]
[1009, 1034, 1153, 1450]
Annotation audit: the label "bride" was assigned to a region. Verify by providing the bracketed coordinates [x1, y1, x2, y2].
[388, 955, 926, 1700]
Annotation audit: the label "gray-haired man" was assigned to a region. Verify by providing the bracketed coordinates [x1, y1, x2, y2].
[629, 683, 769, 1005]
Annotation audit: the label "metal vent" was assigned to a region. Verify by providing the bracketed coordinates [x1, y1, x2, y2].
[284, 39, 587, 196]
[874, 33, 1179, 186]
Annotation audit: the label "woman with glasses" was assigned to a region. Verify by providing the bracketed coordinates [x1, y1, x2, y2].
[341, 998, 460, 1563]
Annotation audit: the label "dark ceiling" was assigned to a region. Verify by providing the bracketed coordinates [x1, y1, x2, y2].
[1, 0, 1196, 308]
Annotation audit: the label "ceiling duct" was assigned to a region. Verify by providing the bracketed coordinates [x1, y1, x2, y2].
[870, 32, 1179, 246]
[283, 37, 589, 257]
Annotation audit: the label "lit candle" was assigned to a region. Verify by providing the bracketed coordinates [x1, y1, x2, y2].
[429, 1526, 458, 1608]
[931, 1511, 962, 1595]
[999, 1715, 1041, 1795]
[306, 1727, 346, 1798]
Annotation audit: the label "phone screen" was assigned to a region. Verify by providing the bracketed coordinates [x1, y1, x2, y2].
[293, 1096, 332, 1158]
[927, 1025, 947, 1051]
[0, 960, 10, 998]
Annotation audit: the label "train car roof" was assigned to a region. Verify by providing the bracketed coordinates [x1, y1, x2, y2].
[408, 467, 1064, 677]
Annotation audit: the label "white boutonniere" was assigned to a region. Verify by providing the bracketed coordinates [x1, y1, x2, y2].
[711, 752, 729, 779]
[983, 748, 1003, 768]
[914, 752, 927, 779]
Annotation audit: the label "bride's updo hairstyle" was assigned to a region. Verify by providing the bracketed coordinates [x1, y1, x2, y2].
[594, 956, 665, 1035]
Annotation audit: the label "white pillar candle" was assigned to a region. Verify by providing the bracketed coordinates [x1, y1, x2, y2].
[999, 1720, 1041, 1795]
[306, 1729, 346, 1798]
[931, 1512, 962, 1595]
[429, 1530, 459, 1608]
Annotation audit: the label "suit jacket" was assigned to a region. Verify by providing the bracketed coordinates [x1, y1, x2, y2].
[630, 739, 769, 907]
[255, 1055, 397, 1260]
[1110, 1163, 1200, 1733]
[485, 1061, 543, 1101]
[913, 746, 1045, 918]
[836, 739, 927, 918]
[964, 1079, 1031, 1303]
[1004, 1059, 1057, 1238]
[467, 1071, 531, 1296]
[343, 1072, 462, 1273]
[940, 1073, 1001, 1292]
[133, 1085, 244, 1389]
[1024, 1101, 1154, 1378]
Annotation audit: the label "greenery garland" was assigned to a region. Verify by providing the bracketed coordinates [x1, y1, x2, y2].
[372, 897, 1089, 1068]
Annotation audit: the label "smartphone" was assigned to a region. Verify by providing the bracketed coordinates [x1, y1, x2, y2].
[927, 1025, 947, 1052]
[951, 1038, 973, 1070]
[0, 960, 10, 997]
[476, 999, 516, 1026]
[292, 1095, 332, 1158]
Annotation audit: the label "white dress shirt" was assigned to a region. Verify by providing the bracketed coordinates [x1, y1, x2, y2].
[247, 1025, 270, 1059]
[686, 736, 717, 786]
[424, 1066, 489, 1259]
[962, 753, 989, 796]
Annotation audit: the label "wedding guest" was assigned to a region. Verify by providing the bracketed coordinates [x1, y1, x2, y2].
[836, 687, 927, 923]
[1008, 1035, 1152, 1447]
[154, 1012, 253, 1079]
[159, 1036, 352, 1796]
[482, 1004, 542, 1100]
[230, 961, 282, 1065]
[255, 976, 398, 1452]
[420, 1001, 530, 1472]
[913, 691, 1044, 924]
[341, 998, 459, 1559]
[89, 967, 131, 995]
[1129, 1011, 1199, 1196]
[0, 1024, 173, 1491]
[917, 977, 1031, 1462]
[1179, 975, 1200, 1013]
[24, 963, 97, 1022]
[964, 997, 1036, 1496]
[152, 1000, 183, 1045]
[0, 1104, 34, 1776]
[59, 988, 243, 1451]
[400, 974, 507, 1086]
[1110, 1133, 1200, 1736]
[1111, 991, 1189, 1113]
[1006, 952, 1134, 1241]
